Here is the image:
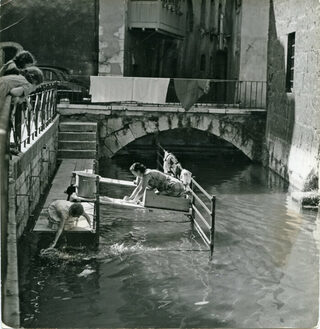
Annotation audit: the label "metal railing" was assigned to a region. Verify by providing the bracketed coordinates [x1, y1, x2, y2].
[10, 83, 58, 151]
[156, 143, 216, 257]
[166, 79, 267, 109]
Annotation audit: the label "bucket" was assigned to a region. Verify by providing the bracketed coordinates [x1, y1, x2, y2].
[77, 173, 97, 198]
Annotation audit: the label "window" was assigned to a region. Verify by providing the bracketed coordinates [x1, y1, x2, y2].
[286, 32, 295, 92]
[200, 54, 206, 71]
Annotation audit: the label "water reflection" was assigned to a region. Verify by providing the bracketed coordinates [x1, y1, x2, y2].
[19, 152, 319, 328]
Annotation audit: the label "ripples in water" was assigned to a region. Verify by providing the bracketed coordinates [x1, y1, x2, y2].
[19, 154, 319, 328]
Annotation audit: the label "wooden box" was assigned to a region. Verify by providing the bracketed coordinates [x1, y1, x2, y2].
[143, 190, 190, 213]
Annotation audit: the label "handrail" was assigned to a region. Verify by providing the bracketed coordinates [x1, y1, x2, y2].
[192, 204, 211, 230]
[11, 84, 57, 151]
[156, 143, 216, 258]
[189, 188, 211, 216]
[190, 177, 212, 202]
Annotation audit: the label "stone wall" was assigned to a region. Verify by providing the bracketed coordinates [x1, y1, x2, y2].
[266, 0, 320, 190]
[98, 0, 127, 76]
[9, 117, 59, 238]
[238, 0, 269, 82]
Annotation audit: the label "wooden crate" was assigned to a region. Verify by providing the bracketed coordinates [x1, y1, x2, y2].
[143, 190, 190, 213]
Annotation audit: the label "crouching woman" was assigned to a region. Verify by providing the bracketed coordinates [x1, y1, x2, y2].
[46, 200, 91, 250]
[124, 162, 185, 204]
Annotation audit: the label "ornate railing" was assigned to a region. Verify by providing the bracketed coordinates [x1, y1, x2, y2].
[10, 83, 58, 151]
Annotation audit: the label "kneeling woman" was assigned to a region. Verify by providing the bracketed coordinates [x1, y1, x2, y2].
[125, 162, 185, 203]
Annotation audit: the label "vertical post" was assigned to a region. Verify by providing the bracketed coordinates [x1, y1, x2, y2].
[95, 175, 100, 247]
[210, 195, 216, 259]
[190, 179, 195, 221]
[156, 143, 160, 170]
[189, 179, 195, 234]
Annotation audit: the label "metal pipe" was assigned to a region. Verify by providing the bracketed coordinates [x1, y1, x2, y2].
[191, 178, 211, 201]
[192, 204, 211, 230]
[210, 196, 216, 258]
[189, 189, 211, 215]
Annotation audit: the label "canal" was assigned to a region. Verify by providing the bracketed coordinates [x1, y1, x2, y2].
[19, 149, 319, 328]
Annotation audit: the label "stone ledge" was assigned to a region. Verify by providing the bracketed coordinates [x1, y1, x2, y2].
[58, 103, 266, 115]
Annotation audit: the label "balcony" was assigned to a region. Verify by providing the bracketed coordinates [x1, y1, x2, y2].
[128, 0, 186, 38]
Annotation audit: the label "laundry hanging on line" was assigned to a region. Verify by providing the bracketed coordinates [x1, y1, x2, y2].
[90, 76, 170, 104]
[173, 79, 211, 111]
[89, 76, 133, 103]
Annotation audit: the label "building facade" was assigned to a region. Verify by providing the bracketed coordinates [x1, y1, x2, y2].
[266, 0, 320, 190]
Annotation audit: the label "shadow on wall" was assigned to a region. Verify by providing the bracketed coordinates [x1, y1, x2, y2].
[265, 0, 295, 184]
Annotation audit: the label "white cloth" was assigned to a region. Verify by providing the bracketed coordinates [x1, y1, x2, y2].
[180, 169, 192, 187]
[163, 151, 178, 174]
[90, 76, 133, 103]
[132, 78, 169, 104]
[90, 76, 170, 104]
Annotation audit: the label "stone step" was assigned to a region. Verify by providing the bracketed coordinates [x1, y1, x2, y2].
[59, 132, 96, 141]
[58, 149, 96, 159]
[59, 122, 97, 132]
[58, 141, 97, 150]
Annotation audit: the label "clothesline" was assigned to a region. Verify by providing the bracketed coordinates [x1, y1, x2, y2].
[89, 76, 218, 110]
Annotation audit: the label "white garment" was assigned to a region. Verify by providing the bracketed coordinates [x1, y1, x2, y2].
[132, 78, 170, 104]
[163, 151, 178, 174]
[180, 169, 192, 187]
[90, 76, 134, 103]
[90, 76, 170, 104]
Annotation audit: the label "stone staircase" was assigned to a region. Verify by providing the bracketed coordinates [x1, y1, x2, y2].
[58, 122, 97, 159]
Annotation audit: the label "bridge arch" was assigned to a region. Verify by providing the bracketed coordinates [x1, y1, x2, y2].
[100, 112, 265, 161]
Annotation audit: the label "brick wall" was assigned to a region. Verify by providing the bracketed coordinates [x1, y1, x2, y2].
[266, 0, 320, 190]
[9, 117, 59, 239]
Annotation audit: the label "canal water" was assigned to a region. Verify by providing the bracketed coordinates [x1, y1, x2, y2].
[19, 151, 319, 328]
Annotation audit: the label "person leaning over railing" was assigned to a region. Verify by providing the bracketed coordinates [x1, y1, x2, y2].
[0, 66, 43, 153]
[0, 66, 43, 110]
[0, 50, 36, 77]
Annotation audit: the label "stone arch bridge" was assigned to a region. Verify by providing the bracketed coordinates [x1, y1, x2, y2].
[59, 104, 267, 161]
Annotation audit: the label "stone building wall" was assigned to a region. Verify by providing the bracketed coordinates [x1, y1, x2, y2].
[98, 0, 127, 76]
[266, 0, 320, 190]
[10, 118, 59, 238]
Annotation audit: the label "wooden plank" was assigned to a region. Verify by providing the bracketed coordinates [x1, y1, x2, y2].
[99, 177, 136, 187]
[33, 202, 95, 233]
[143, 190, 190, 213]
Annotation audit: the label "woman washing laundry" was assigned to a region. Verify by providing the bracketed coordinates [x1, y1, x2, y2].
[124, 162, 185, 204]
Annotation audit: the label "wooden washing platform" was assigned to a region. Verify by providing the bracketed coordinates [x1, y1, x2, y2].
[33, 159, 96, 236]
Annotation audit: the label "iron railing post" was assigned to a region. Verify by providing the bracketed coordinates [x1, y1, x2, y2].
[210, 195, 216, 259]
